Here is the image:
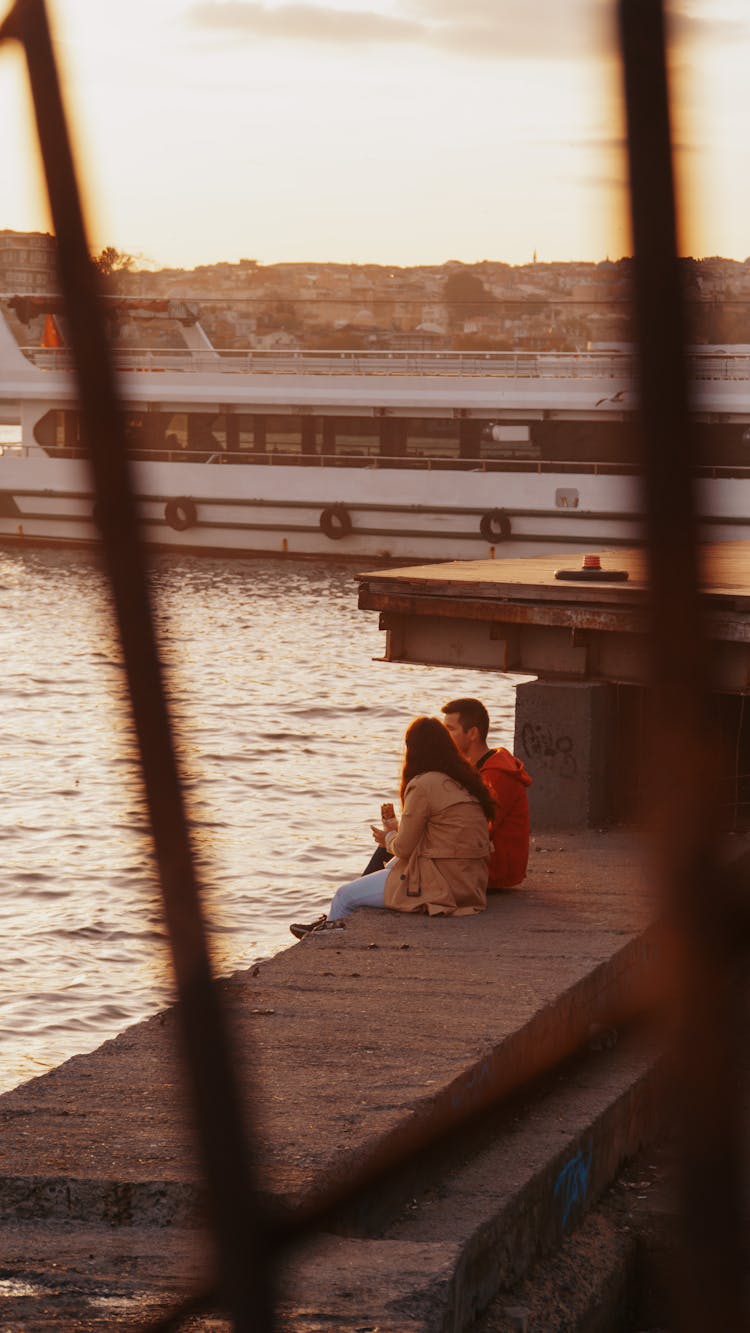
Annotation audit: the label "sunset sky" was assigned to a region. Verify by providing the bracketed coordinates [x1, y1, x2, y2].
[1, 0, 749, 268]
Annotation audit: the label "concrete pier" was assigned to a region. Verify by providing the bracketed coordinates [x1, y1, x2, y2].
[359, 543, 750, 827]
[515, 681, 616, 827]
[0, 830, 664, 1330]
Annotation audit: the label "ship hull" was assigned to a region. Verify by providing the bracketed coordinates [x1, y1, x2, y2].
[0, 451, 746, 560]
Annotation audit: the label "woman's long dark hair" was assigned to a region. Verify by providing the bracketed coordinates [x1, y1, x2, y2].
[399, 716, 495, 820]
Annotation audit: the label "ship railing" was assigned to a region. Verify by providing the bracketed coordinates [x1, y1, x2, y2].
[10, 441, 750, 480]
[11, 443, 639, 471]
[191, 449, 647, 475]
[21, 344, 636, 378]
[20, 343, 750, 380]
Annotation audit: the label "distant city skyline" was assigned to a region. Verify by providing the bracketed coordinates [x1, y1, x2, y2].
[1, 1, 748, 269]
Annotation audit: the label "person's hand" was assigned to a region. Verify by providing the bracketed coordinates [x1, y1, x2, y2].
[370, 824, 387, 846]
[383, 815, 398, 832]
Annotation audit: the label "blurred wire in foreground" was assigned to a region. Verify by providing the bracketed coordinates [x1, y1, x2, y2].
[0, 3, 273, 1329]
[618, 1, 747, 1329]
[0, 0, 746, 1329]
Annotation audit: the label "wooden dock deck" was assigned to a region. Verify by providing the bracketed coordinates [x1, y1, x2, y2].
[358, 543, 750, 689]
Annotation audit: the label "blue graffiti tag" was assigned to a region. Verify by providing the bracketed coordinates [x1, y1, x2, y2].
[554, 1141, 593, 1228]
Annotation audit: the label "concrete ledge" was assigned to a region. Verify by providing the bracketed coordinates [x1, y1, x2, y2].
[0, 1226, 459, 1332]
[0, 830, 659, 1328]
[422, 1032, 663, 1330]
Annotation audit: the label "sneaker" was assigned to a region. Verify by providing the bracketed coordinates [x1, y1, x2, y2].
[289, 914, 327, 940]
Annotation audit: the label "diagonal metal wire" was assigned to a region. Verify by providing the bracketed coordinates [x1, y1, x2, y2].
[618, 2, 747, 1329]
[0, 3, 274, 1328]
[0, 0, 746, 1329]
[0, 12, 661, 1329]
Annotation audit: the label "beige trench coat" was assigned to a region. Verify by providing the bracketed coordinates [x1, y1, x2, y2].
[384, 771, 491, 916]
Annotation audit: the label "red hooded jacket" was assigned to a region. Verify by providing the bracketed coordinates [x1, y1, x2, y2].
[476, 748, 532, 889]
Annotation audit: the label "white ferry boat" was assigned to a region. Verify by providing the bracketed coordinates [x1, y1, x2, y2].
[1, 299, 749, 562]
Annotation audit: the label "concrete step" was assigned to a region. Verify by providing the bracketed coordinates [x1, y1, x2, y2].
[0, 832, 657, 1230]
[376, 1027, 662, 1331]
[0, 1223, 458, 1331]
[474, 969, 750, 1333]
[471, 1194, 638, 1333]
[0, 1030, 663, 1332]
[0, 830, 660, 1328]
[0, 913, 659, 1231]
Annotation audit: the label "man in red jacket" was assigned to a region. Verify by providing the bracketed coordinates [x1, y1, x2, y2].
[441, 697, 532, 889]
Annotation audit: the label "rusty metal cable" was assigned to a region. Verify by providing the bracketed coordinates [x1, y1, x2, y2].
[0, 3, 274, 1328]
[1, 0, 747, 1327]
[618, 2, 747, 1328]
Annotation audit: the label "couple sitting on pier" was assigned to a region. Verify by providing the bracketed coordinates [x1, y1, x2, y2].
[290, 698, 532, 939]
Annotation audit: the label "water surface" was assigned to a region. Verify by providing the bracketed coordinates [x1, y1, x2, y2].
[1, 548, 519, 1091]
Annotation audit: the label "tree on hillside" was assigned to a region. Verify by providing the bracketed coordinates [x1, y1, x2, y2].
[92, 247, 136, 292]
[442, 269, 491, 324]
[93, 246, 134, 276]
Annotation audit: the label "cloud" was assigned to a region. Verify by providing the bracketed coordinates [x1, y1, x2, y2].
[410, 0, 614, 60]
[188, 1, 423, 44]
[569, 171, 627, 190]
[541, 134, 702, 156]
[669, 3, 748, 48]
[542, 134, 628, 151]
[186, 0, 747, 62]
[186, 0, 614, 59]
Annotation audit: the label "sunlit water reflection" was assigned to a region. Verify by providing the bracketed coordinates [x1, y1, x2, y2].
[0, 548, 520, 1092]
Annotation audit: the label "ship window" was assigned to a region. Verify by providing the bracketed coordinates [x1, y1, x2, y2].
[33, 410, 60, 448]
[480, 423, 534, 459]
[405, 419, 460, 459]
[187, 413, 224, 454]
[163, 413, 187, 450]
[157, 412, 225, 455]
[122, 412, 147, 449]
[331, 417, 380, 458]
[123, 411, 178, 453]
[264, 414, 304, 455]
[233, 414, 268, 451]
[33, 409, 80, 451]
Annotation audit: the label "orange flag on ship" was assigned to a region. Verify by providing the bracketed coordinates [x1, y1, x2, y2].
[41, 313, 62, 348]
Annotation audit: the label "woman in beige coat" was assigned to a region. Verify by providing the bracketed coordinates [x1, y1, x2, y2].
[290, 717, 494, 936]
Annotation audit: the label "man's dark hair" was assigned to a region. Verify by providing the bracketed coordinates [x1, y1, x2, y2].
[441, 697, 490, 742]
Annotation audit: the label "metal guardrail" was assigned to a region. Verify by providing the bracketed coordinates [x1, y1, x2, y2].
[0, 1, 747, 1332]
[4, 440, 750, 482]
[21, 344, 635, 377]
[2, 443, 643, 472]
[18, 342, 750, 380]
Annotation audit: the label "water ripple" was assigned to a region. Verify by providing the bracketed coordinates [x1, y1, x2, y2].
[0, 548, 521, 1093]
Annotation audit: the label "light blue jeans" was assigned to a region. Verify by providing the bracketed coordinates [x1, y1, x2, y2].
[328, 867, 389, 920]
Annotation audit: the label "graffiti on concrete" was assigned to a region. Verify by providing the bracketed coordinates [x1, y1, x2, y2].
[554, 1141, 593, 1228]
[520, 723, 577, 777]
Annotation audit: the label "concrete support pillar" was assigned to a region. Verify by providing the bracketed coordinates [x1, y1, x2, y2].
[514, 680, 616, 828]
